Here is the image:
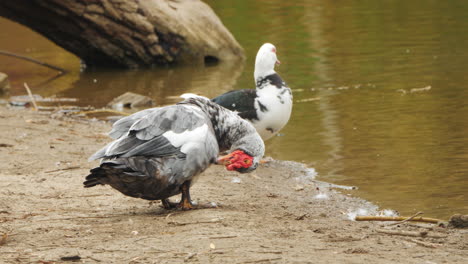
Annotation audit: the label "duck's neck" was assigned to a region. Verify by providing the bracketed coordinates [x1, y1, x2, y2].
[254, 70, 276, 86]
[182, 98, 257, 152]
[255, 72, 289, 91]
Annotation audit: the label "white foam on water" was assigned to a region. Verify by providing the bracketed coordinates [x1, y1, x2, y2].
[347, 208, 369, 221]
[378, 209, 399, 217]
[295, 166, 318, 184]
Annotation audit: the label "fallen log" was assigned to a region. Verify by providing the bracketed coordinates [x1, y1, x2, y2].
[0, 0, 244, 68]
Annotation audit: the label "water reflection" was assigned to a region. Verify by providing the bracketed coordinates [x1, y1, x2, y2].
[61, 61, 245, 107]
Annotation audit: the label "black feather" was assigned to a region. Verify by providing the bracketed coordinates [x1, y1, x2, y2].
[84, 158, 183, 200]
[212, 89, 259, 121]
[256, 73, 286, 89]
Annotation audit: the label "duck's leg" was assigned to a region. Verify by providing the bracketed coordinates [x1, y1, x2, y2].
[160, 181, 195, 210]
[178, 180, 194, 210]
[170, 181, 217, 210]
[161, 198, 178, 210]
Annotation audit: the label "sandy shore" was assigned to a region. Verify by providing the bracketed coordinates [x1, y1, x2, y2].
[0, 105, 467, 263]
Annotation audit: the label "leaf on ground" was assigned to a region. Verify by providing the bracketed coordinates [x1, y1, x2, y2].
[0, 233, 8, 246]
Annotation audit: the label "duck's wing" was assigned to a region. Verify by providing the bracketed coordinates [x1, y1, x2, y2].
[108, 108, 160, 139]
[212, 89, 259, 121]
[89, 105, 211, 161]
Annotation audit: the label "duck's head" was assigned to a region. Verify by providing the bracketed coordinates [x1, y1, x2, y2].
[216, 131, 264, 173]
[254, 43, 281, 81]
[217, 150, 260, 173]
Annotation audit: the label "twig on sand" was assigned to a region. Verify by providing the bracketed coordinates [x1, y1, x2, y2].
[86, 256, 102, 262]
[167, 218, 223, 226]
[76, 109, 130, 117]
[388, 211, 423, 226]
[24, 83, 38, 111]
[355, 215, 443, 224]
[248, 250, 283, 254]
[77, 194, 113, 198]
[242, 257, 282, 263]
[45, 166, 81, 173]
[375, 229, 447, 238]
[295, 213, 308, 220]
[129, 256, 140, 263]
[209, 235, 238, 239]
[165, 213, 175, 221]
[405, 238, 441, 248]
[0, 50, 67, 74]
[36, 215, 123, 221]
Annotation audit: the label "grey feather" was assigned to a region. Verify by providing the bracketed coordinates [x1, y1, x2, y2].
[121, 136, 185, 158]
[131, 107, 204, 141]
[109, 108, 159, 139]
[90, 105, 207, 161]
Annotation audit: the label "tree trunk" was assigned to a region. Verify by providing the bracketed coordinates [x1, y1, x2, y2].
[0, 0, 244, 68]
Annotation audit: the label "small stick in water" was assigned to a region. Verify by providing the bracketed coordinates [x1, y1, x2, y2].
[0, 50, 67, 74]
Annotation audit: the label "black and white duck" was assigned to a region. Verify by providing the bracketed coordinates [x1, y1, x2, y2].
[212, 43, 293, 140]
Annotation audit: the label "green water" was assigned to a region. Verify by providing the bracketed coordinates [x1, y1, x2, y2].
[1, 1, 467, 219]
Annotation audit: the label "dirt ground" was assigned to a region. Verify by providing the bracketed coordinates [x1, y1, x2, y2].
[0, 105, 467, 264]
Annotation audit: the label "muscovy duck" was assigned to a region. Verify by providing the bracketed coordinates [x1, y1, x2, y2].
[212, 43, 293, 140]
[84, 97, 265, 210]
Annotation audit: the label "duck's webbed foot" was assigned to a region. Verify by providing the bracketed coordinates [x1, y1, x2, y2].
[160, 198, 197, 210]
[160, 181, 195, 210]
[178, 200, 218, 210]
[161, 181, 218, 210]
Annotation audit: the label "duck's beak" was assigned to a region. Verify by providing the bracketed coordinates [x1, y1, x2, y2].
[216, 153, 234, 165]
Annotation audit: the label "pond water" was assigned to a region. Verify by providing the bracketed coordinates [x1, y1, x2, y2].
[1, 0, 467, 219]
